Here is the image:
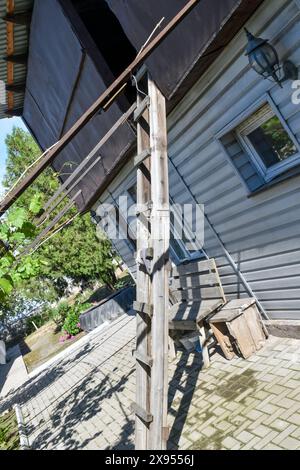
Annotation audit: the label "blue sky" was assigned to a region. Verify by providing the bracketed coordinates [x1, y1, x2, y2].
[0, 117, 28, 194]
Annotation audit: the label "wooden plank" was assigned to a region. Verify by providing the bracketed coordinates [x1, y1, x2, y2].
[131, 403, 153, 423]
[169, 299, 224, 323]
[171, 272, 219, 288]
[173, 286, 226, 302]
[221, 298, 256, 310]
[243, 306, 266, 350]
[134, 148, 151, 167]
[37, 155, 102, 224]
[135, 352, 153, 368]
[135, 82, 152, 450]
[227, 315, 257, 359]
[210, 323, 236, 360]
[169, 320, 197, 330]
[209, 308, 243, 323]
[171, 258, 217, 277]
[134, 96, 150, 122]
[148, 77, 170, 450]
[5, 107, 23, 117]
[0, 0, 201, 215]
[133, 301, 153, 318]
[40, 103, 136, 220]
[6, 83, 26, 93]
[3, 11, 32, 25]
[3, 53, 28, 64]
[22, 191, 81, 256]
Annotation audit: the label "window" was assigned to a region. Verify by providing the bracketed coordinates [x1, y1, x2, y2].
[236, 103, 300, 182]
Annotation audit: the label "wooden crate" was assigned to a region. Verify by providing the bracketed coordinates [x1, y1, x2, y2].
[209, 298, 267, 360]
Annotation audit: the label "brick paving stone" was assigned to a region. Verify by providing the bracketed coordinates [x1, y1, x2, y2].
[201, 426, 216, 438]
[287, 414, 300, 426]
[252, 424, 271, 438]
[272, 424, 298, 445]
[252, 430, 278, 450]
[270, 419, 290, 432]
[222, 436, 241, 449]
[280, 402, 300, 420]
[284, 379, 300, 389]
[235, 430, 255, 444]
[291, 427, 300, 439]
[1, 316, 300, 451]
[279, 436, 300, 450]
[215, 420, 233, 432]
[245, 409, 264, 420]
[241, 435, 261, 450]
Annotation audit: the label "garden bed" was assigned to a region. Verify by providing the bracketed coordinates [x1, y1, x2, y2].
[21, 321, 85, 373]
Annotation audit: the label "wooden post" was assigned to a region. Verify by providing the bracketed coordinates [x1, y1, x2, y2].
[148, 77, 170, 450]
[135, 85, 152, 449]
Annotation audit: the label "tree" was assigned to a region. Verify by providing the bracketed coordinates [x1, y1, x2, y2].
[0, 203, 42, 318]
[2, 127, 117, 304]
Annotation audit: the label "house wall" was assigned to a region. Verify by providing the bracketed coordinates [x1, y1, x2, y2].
[95, 161, 138, 279]
[93, 0, 300, 320]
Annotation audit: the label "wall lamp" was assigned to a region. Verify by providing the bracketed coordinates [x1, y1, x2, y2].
[245, 28, 298, 88]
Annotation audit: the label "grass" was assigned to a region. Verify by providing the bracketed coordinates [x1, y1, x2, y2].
[22, 321, 85, 373]
[0, 410, 20, 450]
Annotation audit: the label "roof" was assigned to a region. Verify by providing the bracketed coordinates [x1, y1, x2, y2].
[0, 0, 33, 119]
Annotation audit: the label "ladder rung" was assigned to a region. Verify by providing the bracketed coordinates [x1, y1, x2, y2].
[135, 352, 153, 368]
[133, 301, 153, 318]
[134, 96, 150, 122]
[131, 403, 153, 423]
[134, 147, 151, 167]
[135, 201, 152, 216]
[138, 247, 153, 260]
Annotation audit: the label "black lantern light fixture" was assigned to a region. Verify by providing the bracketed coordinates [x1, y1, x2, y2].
[245, 28, 298, 88]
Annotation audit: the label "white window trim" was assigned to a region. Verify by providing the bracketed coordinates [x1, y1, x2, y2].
[235, 103, 300, 183]
[169, 200, 203, 262]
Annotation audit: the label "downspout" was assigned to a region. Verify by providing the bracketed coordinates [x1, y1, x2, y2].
[168, 156, 270, 320]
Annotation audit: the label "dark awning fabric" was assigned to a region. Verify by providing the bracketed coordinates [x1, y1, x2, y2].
[23, 0, 136, 212]
[105, 0, 242, 100]
[22, 0, 263, 211]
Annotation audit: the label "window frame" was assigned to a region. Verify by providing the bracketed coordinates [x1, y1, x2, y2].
[235, 103, 300, 183]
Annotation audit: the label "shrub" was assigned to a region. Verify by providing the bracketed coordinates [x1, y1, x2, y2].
[62, 310, 81, 337]
[62, 302, 91, 336]
[50, 301, 69, 328]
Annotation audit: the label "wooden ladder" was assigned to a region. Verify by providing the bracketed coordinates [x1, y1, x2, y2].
[132, 70, 170, 450]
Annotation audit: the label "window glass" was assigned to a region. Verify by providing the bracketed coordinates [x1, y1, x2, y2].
[247, 115, 297, 168]
[235, 103, 300, 182]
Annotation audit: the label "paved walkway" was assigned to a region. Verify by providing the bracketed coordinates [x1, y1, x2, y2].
[0, 314, 299, 450]
[0, 345, 28, 399]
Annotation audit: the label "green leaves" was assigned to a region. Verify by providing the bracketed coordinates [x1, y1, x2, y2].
[7, 207, 27, 229]
[29, 193, 43, 215]
[1, 127, 117, 311]
[21, 221, 37, 239]
[0, 277, 13, 295]
[0, 223, 9, 242]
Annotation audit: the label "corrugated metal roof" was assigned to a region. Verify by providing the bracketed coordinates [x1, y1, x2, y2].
[0, 0, 33, 119]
